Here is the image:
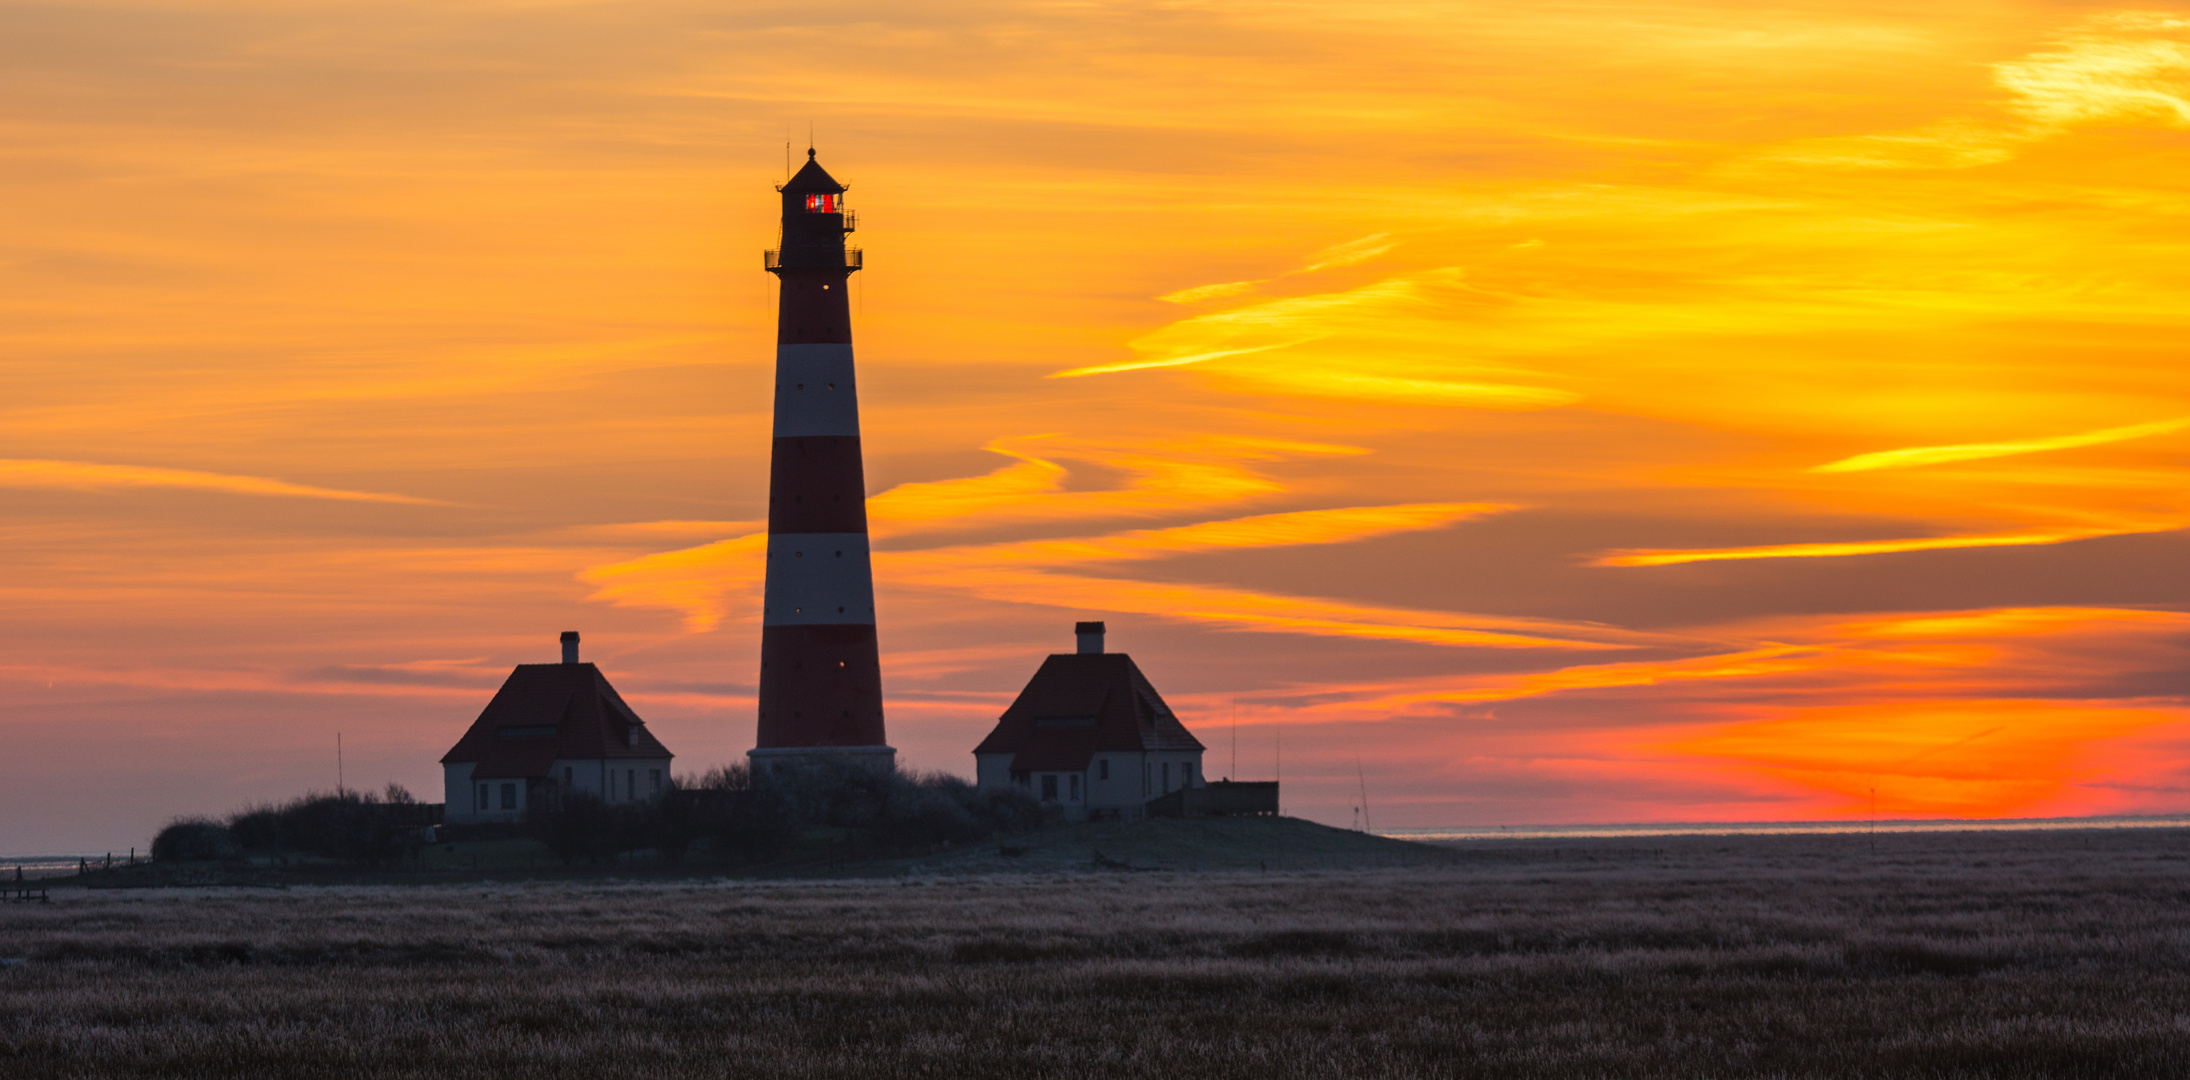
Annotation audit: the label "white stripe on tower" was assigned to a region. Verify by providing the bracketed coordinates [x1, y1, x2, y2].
[771, 344, 861, 437]
[762, 534, 875, 624]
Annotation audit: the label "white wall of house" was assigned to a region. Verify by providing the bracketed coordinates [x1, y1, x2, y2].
[442, 762, 476, 823]
[443, 758, 671, 823]
[444, 764, 529, 824]
[557, 758, 671, 804]
[978, 749, 1205, 822]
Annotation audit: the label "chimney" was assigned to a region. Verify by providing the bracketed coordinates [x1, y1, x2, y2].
[1075, 621, 1106, 655]
[560, 631, 580, 664]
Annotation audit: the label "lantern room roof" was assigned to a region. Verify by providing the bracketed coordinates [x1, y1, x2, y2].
[781, 148, 845, 196]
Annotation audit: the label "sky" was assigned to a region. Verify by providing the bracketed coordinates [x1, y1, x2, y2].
[4, 0, 2189, 852]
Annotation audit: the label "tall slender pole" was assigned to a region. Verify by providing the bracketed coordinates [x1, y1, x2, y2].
[1355, 756, 1372, 834]
[336, 732, 343, 794]
[1230, 697, 1237, 780]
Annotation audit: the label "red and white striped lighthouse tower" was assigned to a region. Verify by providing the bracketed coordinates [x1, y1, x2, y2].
[751, 149, 894, 771]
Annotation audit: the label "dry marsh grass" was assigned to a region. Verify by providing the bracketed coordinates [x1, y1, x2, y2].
[3, 827, 2188, 1078]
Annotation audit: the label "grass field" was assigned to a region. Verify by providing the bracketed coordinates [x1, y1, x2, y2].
[3, 824, 2188, 1078]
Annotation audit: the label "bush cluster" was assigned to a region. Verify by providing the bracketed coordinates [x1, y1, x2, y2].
[151, 768, 1044, 870]
[152, 785, 432, 867]
[529, 761, 1046, 867]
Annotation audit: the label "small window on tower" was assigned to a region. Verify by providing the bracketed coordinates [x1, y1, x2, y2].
[805, 194, 840, 212]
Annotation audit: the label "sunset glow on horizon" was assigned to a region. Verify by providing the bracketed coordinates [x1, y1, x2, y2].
[4, 0, 2189, 851]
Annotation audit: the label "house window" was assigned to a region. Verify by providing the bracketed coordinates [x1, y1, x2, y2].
[499, 782, 517, 810]
[1183, 762, 1193, 787]
[564, 766, 572, 788]
[1162, 762, 1171, 792]
[627, 769, 636, 801]
[651, 769, 662, 794]
[1098, 759, 1109, 781]
[1143, 762, 1151, 794]
[1040, 775, 1058, 801]
[1069, 775, 1080, 801]
[608, 770, 616, 800]
[477, 784, 488, 811]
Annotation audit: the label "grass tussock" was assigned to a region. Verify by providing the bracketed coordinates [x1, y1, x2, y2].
[3, 828, 2189, 1078]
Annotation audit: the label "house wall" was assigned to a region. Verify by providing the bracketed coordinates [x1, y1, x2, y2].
[442, 763, 476, 823]
[445, 765, 530, 824]
[443, 758, 672, 822]
[556, 758, 671, 804]
[978, 750, 1206, 823]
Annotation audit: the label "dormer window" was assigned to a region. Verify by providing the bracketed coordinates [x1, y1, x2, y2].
[805, 194, 841, 213]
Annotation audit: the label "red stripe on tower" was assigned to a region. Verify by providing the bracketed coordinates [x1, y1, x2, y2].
[753, 148, 894, 772]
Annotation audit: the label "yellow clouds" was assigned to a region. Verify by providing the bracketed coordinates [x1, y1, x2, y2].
[1813, 416, 2190, 473]
[0, 459, 441, 505]
[1749, 14, 2190, 172]
[1996, 15, 2190, 129]
[1593, 520, 2183, 568]
[580, 495, 1616, 647]
[1069, 271, 1583, 411]
[865, 435, 1362, 535]
[577, 533, 766, 633]
[1157, 281, 1261, 304]
[1302, 233, 1399, 273]
[1153, 234, 1394, 306]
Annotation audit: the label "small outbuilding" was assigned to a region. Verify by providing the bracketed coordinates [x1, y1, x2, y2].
[440, 632, 672, 824]
[973, 622, 1205, 821]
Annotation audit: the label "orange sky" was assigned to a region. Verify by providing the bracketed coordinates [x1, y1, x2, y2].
[4, 0, 2189, 851]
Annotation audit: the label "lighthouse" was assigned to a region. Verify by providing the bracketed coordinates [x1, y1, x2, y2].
[751, 149, 895, 772]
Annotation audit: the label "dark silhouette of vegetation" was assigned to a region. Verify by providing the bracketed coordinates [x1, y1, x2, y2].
[528, 793, 644, 867]
[526, 761, 1048, 866]
[148, 767, 1047, 873]
[155, 785, 430, 868]
[147, 817, 238, 863]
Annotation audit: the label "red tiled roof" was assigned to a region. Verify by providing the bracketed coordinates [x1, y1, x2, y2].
[972, 653, 1203, 772]
[440, 663, 672, 780]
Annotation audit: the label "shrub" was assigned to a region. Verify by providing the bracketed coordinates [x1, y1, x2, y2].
[668, 761, 1044, 863]
[530, 793, 645, 866]
[222, 785, 430, 868]
[151, 817, 240, 862]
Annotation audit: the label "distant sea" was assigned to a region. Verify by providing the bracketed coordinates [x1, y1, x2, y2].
[1380, 814, 2190, 842]
[0, 853, 137, 879]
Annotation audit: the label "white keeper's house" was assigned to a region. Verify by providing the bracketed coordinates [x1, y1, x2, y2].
[441, 632, 673, 823]
[973, 622, 1205, 821]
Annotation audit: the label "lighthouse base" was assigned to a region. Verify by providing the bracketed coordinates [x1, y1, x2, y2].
[748, 745, 897, 776]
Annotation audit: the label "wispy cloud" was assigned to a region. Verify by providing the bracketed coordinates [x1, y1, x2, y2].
[1813, 416, 2190, 473]
[579, 498, 1662, 649]
[1593, 521, 2182, 567]
[0, 460, 443, 505]
[1155, 233, 1399, 306]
